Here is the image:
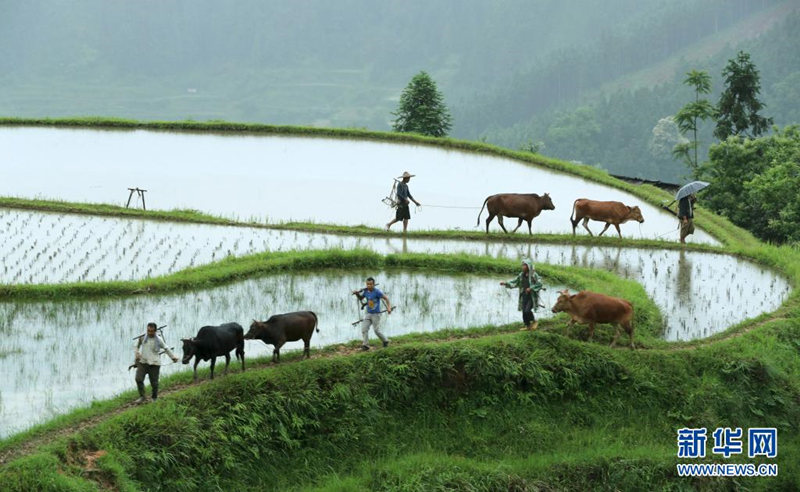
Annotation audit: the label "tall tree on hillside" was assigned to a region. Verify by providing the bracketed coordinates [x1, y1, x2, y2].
[673, 70, 714, 175]
[714, 51, 773, 140]
[392, 71, 452, 137]
[699, 126, 800, 243]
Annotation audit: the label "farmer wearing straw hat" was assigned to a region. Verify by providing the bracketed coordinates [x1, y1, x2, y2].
[500, 258, 543, 331]
[386, 171, 421, 233]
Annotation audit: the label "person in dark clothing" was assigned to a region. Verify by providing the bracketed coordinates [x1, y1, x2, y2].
[500, 258, 544, 330]
[678, 193, 697, 244]
[386, 171, 421, 233]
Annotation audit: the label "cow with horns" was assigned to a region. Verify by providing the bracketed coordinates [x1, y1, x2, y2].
[181, 322, 245, 381]
[476, 193, 555, 234]
[245, 311, 319, 363]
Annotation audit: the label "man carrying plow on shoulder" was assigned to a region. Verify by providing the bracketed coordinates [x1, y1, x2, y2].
[352, 277, 393, 350]
[500, 258, 543, 331]
[386, 171, 421, 233]
[133, 322, 178, 403]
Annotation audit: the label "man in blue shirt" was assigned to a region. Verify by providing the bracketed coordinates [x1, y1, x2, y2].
[352, 277, 393, 350]
[386, 171, 422, 233]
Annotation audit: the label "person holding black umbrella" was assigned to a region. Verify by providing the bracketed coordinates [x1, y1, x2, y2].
[678, 193, 697, 244]
[675, 181, 708, 244]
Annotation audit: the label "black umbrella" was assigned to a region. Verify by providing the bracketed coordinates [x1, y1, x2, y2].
[675, 181, 709, 200]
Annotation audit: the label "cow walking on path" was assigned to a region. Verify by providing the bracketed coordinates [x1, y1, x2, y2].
[570, 199, 644, 238]
[476, 193, 555, 234]
[551, 289, 635, 348]
[245, 311, 319, 362]
[181, 322, 245, 381]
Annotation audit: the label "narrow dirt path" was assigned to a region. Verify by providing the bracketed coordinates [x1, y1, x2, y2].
[0, 343, 365, 466]
[0, 314, 787, 467]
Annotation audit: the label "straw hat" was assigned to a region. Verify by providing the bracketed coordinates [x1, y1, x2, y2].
[398, 171, 415, 179]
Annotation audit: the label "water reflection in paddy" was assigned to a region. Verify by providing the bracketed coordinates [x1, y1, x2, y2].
[1, 209, 790, 342]
[1, 127, 717, 243]
[0, 271, 566, 438]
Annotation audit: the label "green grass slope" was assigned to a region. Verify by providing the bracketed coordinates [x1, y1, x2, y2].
[2, 327, 799, 491]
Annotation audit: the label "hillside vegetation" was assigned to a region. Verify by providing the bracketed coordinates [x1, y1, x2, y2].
[2, 0, 798, 184]
[475, 4, 800, 182]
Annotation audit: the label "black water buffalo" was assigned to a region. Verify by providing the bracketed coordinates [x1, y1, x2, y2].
[244, 311, 319, 362]
[476, 193, 555, 234]
[181, 322, 245, 381]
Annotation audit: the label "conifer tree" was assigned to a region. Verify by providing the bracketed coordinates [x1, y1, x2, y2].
[392, 71, 452, 137]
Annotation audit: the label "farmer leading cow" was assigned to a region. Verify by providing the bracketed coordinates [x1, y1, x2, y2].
[386, 171, 421, 233]
[500, 258, 543, 331]
[352, 276, 393, 350]
[133, 322, 178, 403]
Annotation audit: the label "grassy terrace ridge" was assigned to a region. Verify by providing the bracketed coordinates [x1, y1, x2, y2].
[1, 194, 731, 255]
[0, 116, 747, 247]
[0, 196, 240, 226]
[1, 315, 799, 490]
[1, 119, 799, 490]
[0, 265, 658, 457]
[0, 249, 654, 320]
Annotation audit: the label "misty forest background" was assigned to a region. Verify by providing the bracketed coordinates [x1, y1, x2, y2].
[2, 0, 800, 183]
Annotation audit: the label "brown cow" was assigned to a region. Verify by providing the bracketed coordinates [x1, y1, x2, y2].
[551, 289, 635, 348]
[244, 311, 319, 362]
[476, 193, 555, 234]
[570, 199, 644, 237]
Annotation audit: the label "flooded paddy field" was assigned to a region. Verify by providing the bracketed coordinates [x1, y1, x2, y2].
[0, 209, 281, 284]
[0, 270, 567, 438]
[0, 128, 789, 442]
[1, 208, 790, 342]
[1, 127, 717, 243]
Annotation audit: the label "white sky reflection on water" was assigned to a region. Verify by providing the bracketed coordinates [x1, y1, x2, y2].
[0, 270, 567, 438]
[0, 208, 790, 343]
[1, 127, 717, 244]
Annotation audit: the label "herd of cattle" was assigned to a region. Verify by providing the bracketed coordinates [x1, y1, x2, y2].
[178, 193, 644, 379]
[179, 311, 318, 380]
[179, 290, 636, 380]
[476, 194, 645, 237]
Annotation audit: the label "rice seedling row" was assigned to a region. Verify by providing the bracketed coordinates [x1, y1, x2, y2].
[0, 269, 567, 438]
[1, 208, 789, 342]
